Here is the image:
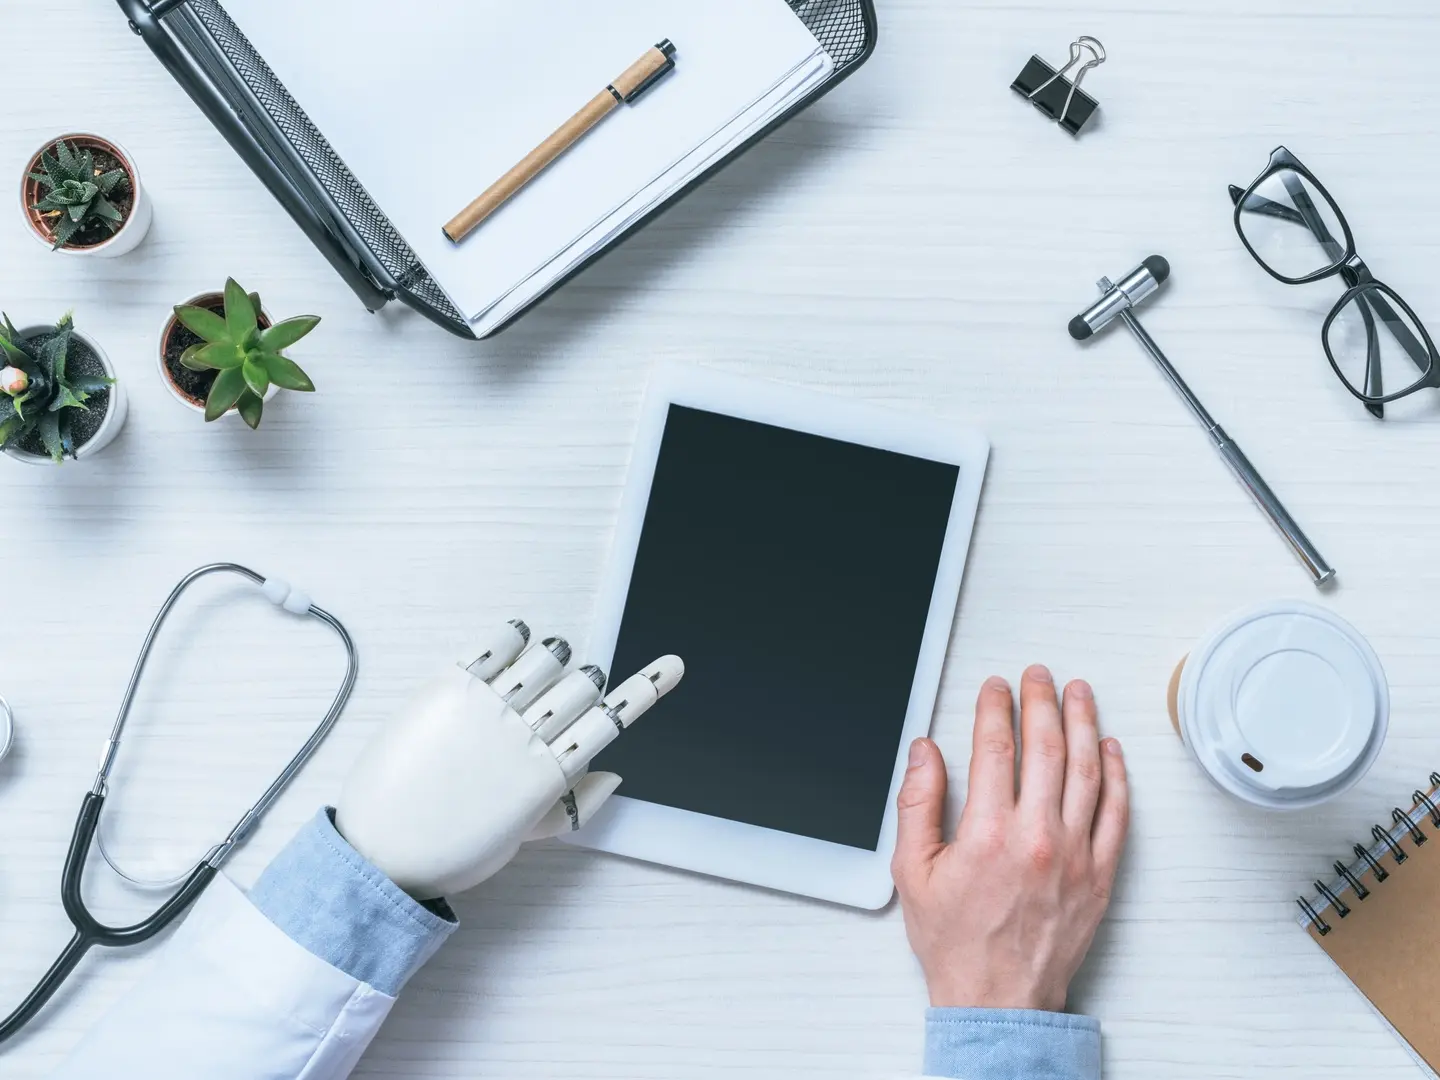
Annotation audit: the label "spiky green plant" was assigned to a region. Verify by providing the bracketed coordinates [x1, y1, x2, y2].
[28, 140, 130, 250]
[174, 278, 318, 429]
[0, 314, 113, 462]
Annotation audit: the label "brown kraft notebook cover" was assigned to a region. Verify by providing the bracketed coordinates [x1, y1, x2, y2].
[1301, 780, 1440, 1073]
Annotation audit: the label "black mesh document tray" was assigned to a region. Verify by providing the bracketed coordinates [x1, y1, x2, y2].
[117, 0, 877, 339]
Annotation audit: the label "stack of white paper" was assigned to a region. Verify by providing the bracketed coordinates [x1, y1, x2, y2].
[224, 1, 834, 334]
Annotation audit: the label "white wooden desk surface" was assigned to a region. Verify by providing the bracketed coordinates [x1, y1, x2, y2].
[3, 0, 1440, 1076]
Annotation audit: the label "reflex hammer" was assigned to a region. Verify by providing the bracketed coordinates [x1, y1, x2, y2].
[1069, 256, 1335, 586]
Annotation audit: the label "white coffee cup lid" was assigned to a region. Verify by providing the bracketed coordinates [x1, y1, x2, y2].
[1177, 601, 1388, 809]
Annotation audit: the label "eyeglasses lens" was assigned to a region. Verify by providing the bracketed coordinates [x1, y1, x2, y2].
[1237, 168, 1347, 280]
[1326, 285, 1434, 402]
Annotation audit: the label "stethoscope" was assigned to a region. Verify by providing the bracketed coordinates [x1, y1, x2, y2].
[0, 563, 359, 1047]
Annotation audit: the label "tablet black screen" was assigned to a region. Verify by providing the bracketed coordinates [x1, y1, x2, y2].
[593, 404, 961, 851]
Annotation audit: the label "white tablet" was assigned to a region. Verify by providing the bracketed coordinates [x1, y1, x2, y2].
[566, 366, 989, 909]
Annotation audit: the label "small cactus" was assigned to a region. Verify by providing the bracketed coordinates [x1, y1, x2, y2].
[0, 314, 113, 462]
[28, 139, 130, 250]
[173, 278, 318, 429]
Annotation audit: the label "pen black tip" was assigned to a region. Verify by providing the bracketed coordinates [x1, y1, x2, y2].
[657, 39, 676, 57]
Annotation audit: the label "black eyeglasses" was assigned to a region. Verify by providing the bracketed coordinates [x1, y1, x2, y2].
[1230, 146, 1440, 419]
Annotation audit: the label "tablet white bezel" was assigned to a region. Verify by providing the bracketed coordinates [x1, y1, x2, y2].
[565, 365, 989, 909]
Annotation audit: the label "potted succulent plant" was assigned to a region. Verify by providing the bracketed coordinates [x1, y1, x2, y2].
[159, 279, 318, 429]
[20, 135, 152, 257]
[0, 314, 126, 464]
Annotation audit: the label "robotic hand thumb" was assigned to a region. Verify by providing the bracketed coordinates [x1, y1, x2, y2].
[527, 771, 623, 840]
[335, 622, 682, 900]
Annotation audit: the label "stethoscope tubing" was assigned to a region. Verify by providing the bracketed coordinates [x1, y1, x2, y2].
[0, 795, 219, 1046]
[0, 563, 357, 1048]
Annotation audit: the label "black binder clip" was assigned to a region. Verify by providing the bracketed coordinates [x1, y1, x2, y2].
[1011, 36, 1106, 136]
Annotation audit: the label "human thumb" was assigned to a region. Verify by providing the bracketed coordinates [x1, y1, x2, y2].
[893, 738, 947, 877]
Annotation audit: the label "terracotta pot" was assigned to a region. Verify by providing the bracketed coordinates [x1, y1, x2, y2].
[3, 326, 128, 466]
[159, 293, 276, 416]
[20, 133, 153, 258]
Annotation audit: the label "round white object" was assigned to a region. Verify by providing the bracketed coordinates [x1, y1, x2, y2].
[0, 695, 13, 764]
[1175, 601, 1388, 810]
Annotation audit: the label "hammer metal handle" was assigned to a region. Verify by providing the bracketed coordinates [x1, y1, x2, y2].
[1115, 311, 1335, 587]
[1211, 428, 1335, 586]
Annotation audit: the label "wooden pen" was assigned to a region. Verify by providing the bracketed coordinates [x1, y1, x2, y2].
[443, 39, 678, 244]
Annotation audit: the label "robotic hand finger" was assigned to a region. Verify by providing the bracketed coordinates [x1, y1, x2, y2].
[461, 618, 532, 680]
[336, 622, 683, 899]
[545, 658, 684, 782]
[524, 654, 686, 839]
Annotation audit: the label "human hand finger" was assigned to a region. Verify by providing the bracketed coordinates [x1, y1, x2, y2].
[1060, 679, 1102, 833]
[893, 738, 949, 886]
[1018, 665, 1065, 817]
[965, 676, 1016, 815]
[1091, 738, 1130, 888]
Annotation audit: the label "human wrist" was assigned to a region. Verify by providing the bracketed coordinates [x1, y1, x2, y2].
[925, 974, 1065, 1013]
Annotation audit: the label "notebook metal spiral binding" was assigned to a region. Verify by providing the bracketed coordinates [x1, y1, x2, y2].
[1415, 787, 1440, 826]
[1374, 823, 1410, 863]
[1296, 771, 1440, 936]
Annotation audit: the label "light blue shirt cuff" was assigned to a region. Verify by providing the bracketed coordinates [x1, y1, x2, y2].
[248, 807, 457, 996]
[923, 1008, 1101, 1080]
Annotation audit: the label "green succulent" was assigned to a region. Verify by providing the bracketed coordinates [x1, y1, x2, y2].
[174, 278, 319, 429]
[0, 314, 113, 463]
[28, 139, 130, 250]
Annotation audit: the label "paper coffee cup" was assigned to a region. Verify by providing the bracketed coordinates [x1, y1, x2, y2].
[1167, 601, 1388, 810]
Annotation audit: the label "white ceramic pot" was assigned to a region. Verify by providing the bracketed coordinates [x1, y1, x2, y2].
[1167, 600, 1388, 811]
[20, 134, 153, 258]
[3, 326, 128, 466]
[158, 294, 278, 417]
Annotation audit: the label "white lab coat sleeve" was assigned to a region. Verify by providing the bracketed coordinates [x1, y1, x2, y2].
[53, 809, 457, 1080]
[52, 874, 392, 1080]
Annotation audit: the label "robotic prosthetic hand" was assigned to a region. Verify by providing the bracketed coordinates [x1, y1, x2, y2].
[337, 620, 683, 899]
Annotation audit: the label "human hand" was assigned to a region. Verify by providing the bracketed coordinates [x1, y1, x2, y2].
[891, 666, 1128, 1012]
[337, 621, 683, 899]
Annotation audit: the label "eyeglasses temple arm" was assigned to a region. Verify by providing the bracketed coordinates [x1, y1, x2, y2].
[1229, 184, 1308, 226]
[1277, 172, 1348, 264]
[1359, 289, 1433, 377]
[1354, 293, 1385, 404]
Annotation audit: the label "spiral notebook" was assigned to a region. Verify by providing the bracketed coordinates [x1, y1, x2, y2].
[1298, 772, 1440, 1077]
